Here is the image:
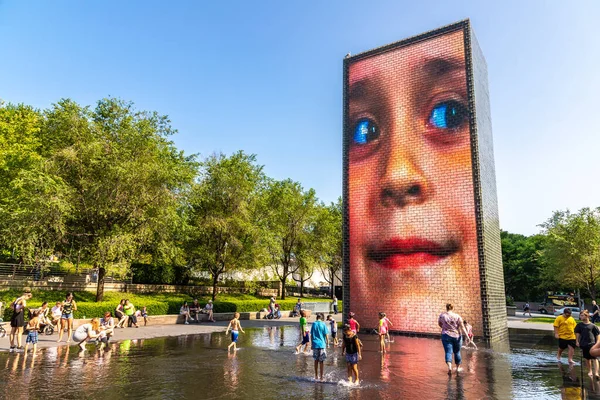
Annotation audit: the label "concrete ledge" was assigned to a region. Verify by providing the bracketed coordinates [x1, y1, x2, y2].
[67, 310, 302, 328]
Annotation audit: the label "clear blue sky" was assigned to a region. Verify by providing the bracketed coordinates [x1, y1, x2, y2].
[1, 1, 598, 236]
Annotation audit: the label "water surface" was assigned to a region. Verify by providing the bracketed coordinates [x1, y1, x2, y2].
[1, 326, 598, 399]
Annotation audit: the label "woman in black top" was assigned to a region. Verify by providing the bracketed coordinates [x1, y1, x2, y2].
[9, 288, 32, 352]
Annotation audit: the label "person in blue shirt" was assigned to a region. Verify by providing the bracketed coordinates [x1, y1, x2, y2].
[310, 313, 329, 381]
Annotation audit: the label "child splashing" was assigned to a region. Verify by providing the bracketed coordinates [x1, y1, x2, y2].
[327, 314, 339, 347]
[295, 310, 310, 354]
[383, 313, 393, 343]
[378, 312, 387, 353]
[342, 324, 362, 385]
[226, 312, 245, 353]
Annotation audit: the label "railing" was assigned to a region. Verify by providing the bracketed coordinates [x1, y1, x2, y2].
[0, 263, 130, 285]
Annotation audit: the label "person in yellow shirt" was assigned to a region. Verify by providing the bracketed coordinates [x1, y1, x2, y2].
[553, 308, 577, 364]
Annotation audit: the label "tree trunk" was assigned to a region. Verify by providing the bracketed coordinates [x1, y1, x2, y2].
[212, 273, 219, 301]
[300, 278, 304, 298]
[280, 276, 287, 299]
[95, 266, 106, 302]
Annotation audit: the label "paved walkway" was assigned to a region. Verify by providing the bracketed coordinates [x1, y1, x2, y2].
[507, 314, 554, 331]
[0, 313, 554, 352]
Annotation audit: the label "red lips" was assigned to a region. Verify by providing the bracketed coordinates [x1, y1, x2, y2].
[367, 238, 458, 269]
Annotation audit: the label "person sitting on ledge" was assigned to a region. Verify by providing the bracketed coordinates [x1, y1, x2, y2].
[189, 299, 201, 322]
[139, 306, 149, 326]
[201, 300, 215, 322]
[180, 302, 191, 325]
[291, 299, 303, 317]
[124, 299, 139, 328]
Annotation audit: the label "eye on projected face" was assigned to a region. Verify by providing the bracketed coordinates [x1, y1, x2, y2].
[347, 29, 481, 335]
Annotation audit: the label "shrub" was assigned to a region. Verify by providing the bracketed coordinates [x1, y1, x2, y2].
[0, 289, 342, 320]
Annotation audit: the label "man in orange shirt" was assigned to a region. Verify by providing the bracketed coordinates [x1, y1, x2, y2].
[554, 308, 577, 364]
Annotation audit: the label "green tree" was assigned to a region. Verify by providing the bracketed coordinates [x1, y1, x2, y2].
[500, 230, 545, 301]
[186, 151, 266, 301]
[261, 179, 318, 299]
[0, 103, 71, 263]
[315, 198, 342, 298]
[42, 98, 196, 301]
[539, 208, 600, 299]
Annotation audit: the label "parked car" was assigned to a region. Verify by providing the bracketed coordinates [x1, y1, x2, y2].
[553, 307, 581, 319]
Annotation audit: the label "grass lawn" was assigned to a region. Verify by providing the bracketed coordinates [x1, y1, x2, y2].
[524, 317, 557, 324]
[525, 316, 600, 326]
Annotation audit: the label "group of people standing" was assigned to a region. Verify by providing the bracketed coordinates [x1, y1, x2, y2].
[295, 311, 361, 382]
[553, 307, 600, 378]
[288, 303, 475, 383]
[7, 288, 148, 353]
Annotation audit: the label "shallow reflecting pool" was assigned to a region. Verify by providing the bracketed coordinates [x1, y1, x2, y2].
[1, 326, 599, 399]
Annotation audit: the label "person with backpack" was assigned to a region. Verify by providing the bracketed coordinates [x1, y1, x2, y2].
[9, 287, 32, 352]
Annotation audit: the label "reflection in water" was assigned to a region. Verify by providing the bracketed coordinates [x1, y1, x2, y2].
[1, 328, 600, 399]
[224, 352, 240, 391]
[560, 362, 582, 400]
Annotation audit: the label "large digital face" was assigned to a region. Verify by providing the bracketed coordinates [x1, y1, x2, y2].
[346, 29, 482, 335]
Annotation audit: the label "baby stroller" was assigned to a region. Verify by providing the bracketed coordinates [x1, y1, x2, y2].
[39, 318, 56, 335]
[266, 304, 282, 320]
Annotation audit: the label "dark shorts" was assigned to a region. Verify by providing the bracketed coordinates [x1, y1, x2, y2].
[331, 331, 337, 339]
[345, 353, 359, 365]
[231, 330, 239, 343]
[558, 339, 577, 350]
[301, 332, 310, 345]
[10, 311, 24, 328]
[582, 345, 597, 360]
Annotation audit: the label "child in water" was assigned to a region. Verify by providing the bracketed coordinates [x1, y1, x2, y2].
[327, 314, 339, 347]
[342, 324, 362, 385]
[348, 312, 360, 334]
[225, 312, 245, 352]
[378, 312, 387, 353]
[295, 310, 310, 354]
[463, 319, 474, 342]
[24, 310, 40, 354]
[383, 313, 394, 343]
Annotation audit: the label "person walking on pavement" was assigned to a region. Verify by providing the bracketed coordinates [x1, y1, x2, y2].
[554, 307, 577, 364]
[523, 302, 532, 317]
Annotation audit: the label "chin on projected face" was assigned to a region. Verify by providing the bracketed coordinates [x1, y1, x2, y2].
[346, 29, 482, 335]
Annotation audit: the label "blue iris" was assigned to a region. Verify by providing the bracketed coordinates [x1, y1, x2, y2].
[353, 118, 379, 144]
[429, 101, 467, 129]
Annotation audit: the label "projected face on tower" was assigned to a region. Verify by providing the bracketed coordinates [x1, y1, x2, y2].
[346, 29, 482, 334]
